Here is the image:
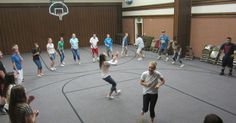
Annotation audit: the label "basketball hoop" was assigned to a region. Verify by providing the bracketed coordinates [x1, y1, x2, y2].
[49, 1, 69, 21]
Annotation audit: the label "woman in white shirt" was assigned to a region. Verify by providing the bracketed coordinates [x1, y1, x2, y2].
[46, 38, 57, 71]
[140, 61, 165, 123]
[99, 52, 121, 99]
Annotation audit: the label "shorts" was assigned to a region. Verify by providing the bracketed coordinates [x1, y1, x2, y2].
[222, 56, 234, 68]
[49, 53, 56, 61]
[137, 47, 143, 54]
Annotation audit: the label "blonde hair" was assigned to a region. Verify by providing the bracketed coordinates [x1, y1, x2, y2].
[149, 61, 157, 68]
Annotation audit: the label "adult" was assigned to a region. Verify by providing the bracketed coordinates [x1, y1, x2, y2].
[0, 50, 7, 115]
[46, 38, 57, 71]
[99, 52, 121, 99]
[121, 33, 129, 57]
[104, 34, 113, 58]
[219, 37, 236, 76]
[203, 114, 223, 123]
[89, 34, 99, 62]
[11, 44, 23, 84]
[134, 35, 145, 61]
[9, 85, 39, 123]
[70, 33, 81, 64]
[58, 37, 65, 66]
[32, 43, 43, 77]
[140, 61, 165, 123]
[157, 30, 170, 62]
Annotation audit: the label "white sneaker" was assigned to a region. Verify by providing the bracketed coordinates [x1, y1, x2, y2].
[53, 67, 56, 70]
[60, 64, 65, 66]
[106, 95, 114, 100]
[172, 61, 175, 64]
[37, 74, 42, 77]
[97, 57, 99, 61]
[40, 73, 44, 76]
[165, 57, 169, 62]
[142, 54, 145, 58]
[138, 58, 143, 61]
[62, 62, 65, 65]
[78, 61, 81, 64]
[50, 68, 54, 71]
[125, 54, 128, 57]
[115, 90, 121, 96]
[92, 58, 96, 63]
[157, 56, 161, 60]
[180, 64, 184, 68]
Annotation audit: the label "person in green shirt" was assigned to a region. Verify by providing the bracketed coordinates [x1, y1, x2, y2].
[58, 37, 65, 66]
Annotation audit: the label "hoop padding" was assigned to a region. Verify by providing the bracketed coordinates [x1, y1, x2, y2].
[49, 1, 69, 18]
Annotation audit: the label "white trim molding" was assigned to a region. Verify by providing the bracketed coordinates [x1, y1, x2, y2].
[192, 4, 236, 14]
[122, 8, 174, 16]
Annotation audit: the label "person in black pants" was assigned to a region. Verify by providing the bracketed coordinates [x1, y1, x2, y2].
[219, 37, 236, 76]
[140, 61, 165, 123]
[0, 50, 7, 115]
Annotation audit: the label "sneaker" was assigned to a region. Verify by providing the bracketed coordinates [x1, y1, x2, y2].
[165, 57, 169, 62]
[78, 61, 81, 64]
[40, 73, 44, 76]
[142, 54, 145, 58]
[125, 54, 128, 57]
[172, 61, 175, 64]
[180, 64, 184, 67]
[0, 108, 7, 115]
[157, 56, 161, 60]
[97, 57, 99, 61]
[50, 68, 54, 71]
[62, 62, 65, 65]
[138, 58, 143, 61]
[106, 95, 114, 100]
[92, 58, 96, 63]
[60, 64, 65, 66]
[115, 90, 121, 96]
[37, 74, 42, 77]
[53, 67, 56, 70]
[219, 72, 224, 75]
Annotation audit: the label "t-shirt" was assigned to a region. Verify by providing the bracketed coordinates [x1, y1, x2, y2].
[58, 41, 64, 51]
[104, 38, 113, 49]
[32, 47, 40, 60]
[220, 42, 236, 56]
[159, 34, 169, 49]
[140, 70, 163, 94]
[11, 54, 22, 70]
[13, 103, 33, 123]
[46, 43, 55, 54]
[100, 60, 117, 78]
[90, 37, 99, 48]
[70, 38, 79, 49]
[135, 37, 144, 48]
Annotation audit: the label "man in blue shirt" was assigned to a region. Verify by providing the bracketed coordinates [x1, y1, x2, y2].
[11, 44, 23, 84]
[157, 30, 170, 62]
[104, 34, 113, 57]
[70, 33, 81, 64]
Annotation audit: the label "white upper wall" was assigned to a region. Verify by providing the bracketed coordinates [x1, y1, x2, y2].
[192, 4, 236, 14]
[122, 0, 174, 8]
[0, 0, 122, 3]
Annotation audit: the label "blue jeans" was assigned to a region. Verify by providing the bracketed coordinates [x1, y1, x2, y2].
[103, 75, 117, 92]
[59, 50, 65, 63]
[49, 53, 56, 61]
[71, 48, 80, 61]
[33, 59, 42, 70]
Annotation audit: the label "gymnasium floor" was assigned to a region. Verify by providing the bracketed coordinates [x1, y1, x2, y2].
[0, 45, 236, 123]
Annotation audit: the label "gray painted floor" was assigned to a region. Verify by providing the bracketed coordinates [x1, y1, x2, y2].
[0, 45, 236, 123]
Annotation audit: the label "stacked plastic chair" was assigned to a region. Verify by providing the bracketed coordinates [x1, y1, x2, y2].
[208, 46, 220, 64]
[200, 44, 214, 62]
[184, 46, 194, 60]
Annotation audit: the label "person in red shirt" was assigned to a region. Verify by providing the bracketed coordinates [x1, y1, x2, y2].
[219, 37, 236, 76]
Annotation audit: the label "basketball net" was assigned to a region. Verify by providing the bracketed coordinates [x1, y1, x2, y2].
[58, 14, 63, 21]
